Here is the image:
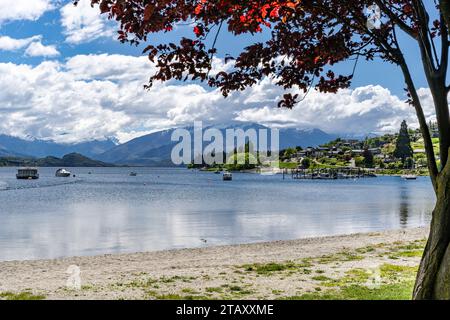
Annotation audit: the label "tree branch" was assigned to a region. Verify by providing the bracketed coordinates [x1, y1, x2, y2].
[375, 0, 417, 39]
[400, 59, 439, 191]
[439, 14, 449, 76]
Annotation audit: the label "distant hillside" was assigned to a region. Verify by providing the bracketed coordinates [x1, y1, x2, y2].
[0, 135, 117, 159]
[97, 123, 337, 166]
[0, 153, 114, 167]
[279, 128, 337, 149]
[0, 146, 28, 158]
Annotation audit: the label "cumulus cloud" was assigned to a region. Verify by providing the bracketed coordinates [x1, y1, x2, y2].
[0, 35, 41, 51]
[0, 53, 437, 144]
[235, 80, 427, 135]
[24, 41, 60, 57]
[60, 0, 115, 44]
[0, 35, 59, 58]
[0, 0, 54, 24]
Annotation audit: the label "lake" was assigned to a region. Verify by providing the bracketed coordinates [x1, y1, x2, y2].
[0, 167, 435, 261]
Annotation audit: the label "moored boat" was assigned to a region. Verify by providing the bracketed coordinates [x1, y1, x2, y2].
[223, 172, 232, 181]
[401, 174, 417, 180]
[129, 172, 137, 176]
[16, 168, 39, 180]
[55, 168, 71, 177]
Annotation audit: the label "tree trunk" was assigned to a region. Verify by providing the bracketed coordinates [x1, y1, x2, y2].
[441, 0, 450, 34]
[413, 162, 450, 299]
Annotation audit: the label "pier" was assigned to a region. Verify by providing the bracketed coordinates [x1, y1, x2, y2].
[287, 167, 377, 180]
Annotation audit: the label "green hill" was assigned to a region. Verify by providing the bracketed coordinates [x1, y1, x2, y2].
[0, 153, 114, 167]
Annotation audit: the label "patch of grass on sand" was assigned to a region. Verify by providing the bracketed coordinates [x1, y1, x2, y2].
[355, 246, 376, 254]
[205, 287, 223, 293]
[160, 275, 196, 283]
[228, 285, 254, 295]
[281, 281, 414, 300]
[0, 291, 46, 300]
[316, 251, 364, 264]
[154, 293, 210, 300]
[311, 275, 333, 282]
[181, 288, 199, 294]
[396, 250, 424, 258]
[241, 260, 312, 275]
[384, 240, 426, 259]
[283, 263, 417, 300]
[379, 264, 417, 281]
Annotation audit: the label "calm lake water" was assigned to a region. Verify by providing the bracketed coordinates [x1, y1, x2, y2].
[0, 167, 435, 261]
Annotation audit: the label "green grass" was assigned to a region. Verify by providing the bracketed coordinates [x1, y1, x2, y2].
[181, 288, 199, 294]
[312, 275, 333, 282]
[154, 293, 210, 300]
[0, 291, 46, 300]
[396, 250, 424, 258]
[355, 246, 376, 254]
[281, 282, 414, 300]
[241, 260, 312, 275]
[278, 162, 299, 169]
[228, 285, 251, 293]
[385, 240, 426, 259]
[316, 251, 364, 264]
[281, 263, 417, 300]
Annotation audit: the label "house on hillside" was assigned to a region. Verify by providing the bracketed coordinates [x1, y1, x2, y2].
[413, 148, 426, 154]
[368, 148, 382, 155]
[351, 149, 365, 156]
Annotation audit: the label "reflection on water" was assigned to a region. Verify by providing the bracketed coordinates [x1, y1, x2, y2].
[0, 167, 436, 261]
[399, 186, 410, 226]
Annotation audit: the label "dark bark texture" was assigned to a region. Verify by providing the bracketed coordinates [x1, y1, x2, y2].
[414, 163, 450, 299]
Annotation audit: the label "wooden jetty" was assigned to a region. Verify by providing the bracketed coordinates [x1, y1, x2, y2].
[289, 167, 376, 180]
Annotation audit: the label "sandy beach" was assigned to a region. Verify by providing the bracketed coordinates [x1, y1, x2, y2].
[0, 227, 429, 300]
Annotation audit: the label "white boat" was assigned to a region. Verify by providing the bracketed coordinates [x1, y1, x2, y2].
[223, 172, 232, 181]
[16, 168, 39, 180]
[402, 174, 417, 180]
[55, 168, 71, 177]
[259, 167, 282, 176]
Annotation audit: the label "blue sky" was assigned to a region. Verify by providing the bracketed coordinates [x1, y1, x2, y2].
[0, 0, 428, 93]
[0, 0, 439, 143]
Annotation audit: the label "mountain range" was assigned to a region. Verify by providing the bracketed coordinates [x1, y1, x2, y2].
[0, 123, 338, 167]
[96, 123, 337, 166]
[0, 134, 117, 159]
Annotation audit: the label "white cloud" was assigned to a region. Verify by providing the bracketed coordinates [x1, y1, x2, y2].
[0, 53, 437, 144]
[234, 80, 427, 135]
[0, 35, 59, 58]
[60, 0, 115, 44]
[0, 0, 54, 24]
[25, 41, 60, 57]
[0, 35, 41, 51]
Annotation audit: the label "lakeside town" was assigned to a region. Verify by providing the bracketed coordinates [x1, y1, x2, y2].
[279, 120, 434, 175]
[191, 120, 437, 177]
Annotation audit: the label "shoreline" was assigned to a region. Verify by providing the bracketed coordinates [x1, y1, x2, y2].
[0, 227, 429, 300]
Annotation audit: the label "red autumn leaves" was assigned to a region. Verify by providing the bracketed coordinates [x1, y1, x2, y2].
[89, 0, 416, 109]
[191, 1, 301, 35]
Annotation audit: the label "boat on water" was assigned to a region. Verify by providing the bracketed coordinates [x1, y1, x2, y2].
[55, 168, 71, 177]
[259, 167, 282, 176]
[223, 172, 233, 181]
[16, 168, 39, 180]
[402, 174, 417, 180]
[214, 170, 221, 174]
[129, 172, 137, 176]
